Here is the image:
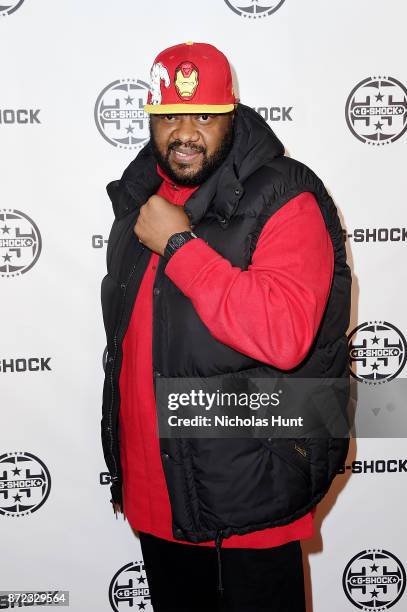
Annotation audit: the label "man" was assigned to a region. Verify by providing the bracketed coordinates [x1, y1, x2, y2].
[101, 42, 351, 611]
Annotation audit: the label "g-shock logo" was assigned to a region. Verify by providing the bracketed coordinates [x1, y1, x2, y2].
[345, 77, 407, 145]
[0, 0, 25, 17]
[94, 79, 150, 150]
[0, 210, 42, 278]
[224, 0, 286, 19]
[0, 452, 51, 517]
[100, 472, 111, 485]
[343, 227, 407, 242]
[338, 459, 407, 475]
[0, 357, 51, 373]
[92, 234, 108, 249]
[0, 109, 40, 124]
[253, 106, 293, 122]
[343, 549, 406, 610]
[109, 562, 152, 611]
[348, 321, 407, 384]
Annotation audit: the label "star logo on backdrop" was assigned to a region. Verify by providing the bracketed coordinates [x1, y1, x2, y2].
[0, 0, 26, 17]
[0, 452, 51, 517]
[109, 561, 152, 611]
[348, 321, 407, 383]
[224, 0, 286, 19]
[343, 549, 406, 611]
[0, 209, 42, 278]
[95, 79, 150, 150]
[345, 76, 407, 145]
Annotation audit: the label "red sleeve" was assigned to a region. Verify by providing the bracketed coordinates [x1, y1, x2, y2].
[165, 191, 334, 370]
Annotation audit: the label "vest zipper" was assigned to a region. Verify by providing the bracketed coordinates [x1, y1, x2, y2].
[215, 530, 224, 595]
[107, 247, 149, 496]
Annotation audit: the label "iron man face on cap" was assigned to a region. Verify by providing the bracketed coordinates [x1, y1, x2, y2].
[174, 62, 199, 100]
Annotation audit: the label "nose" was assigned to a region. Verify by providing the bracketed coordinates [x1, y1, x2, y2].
[172, 116, 200, 144]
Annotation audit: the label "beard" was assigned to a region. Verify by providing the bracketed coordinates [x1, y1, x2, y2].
[149, 118, 234, 187]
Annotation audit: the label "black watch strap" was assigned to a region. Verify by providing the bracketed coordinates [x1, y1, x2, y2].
[164, 231, 198, 260]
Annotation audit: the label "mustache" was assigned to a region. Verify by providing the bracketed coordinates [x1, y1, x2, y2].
[167, 140, 206, 154]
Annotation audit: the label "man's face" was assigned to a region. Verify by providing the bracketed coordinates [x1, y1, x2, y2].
[149, 112, 234, 187]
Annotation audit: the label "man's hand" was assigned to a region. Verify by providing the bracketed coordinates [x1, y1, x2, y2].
[134, 195, 192, 256]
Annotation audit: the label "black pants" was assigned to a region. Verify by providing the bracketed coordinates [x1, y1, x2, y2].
[139, 532, 306, 612]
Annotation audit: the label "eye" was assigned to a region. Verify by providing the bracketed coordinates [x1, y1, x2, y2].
[164, 114, 177, 122]
[198, 114, 210, 122]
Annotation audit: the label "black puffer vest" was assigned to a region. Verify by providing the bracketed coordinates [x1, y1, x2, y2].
[101, 104, 351, 543]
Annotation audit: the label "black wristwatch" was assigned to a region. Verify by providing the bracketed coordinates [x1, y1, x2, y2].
[164, 231, 198, 260]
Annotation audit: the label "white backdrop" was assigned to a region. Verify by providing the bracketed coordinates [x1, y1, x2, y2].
[1, 1, 407, 610]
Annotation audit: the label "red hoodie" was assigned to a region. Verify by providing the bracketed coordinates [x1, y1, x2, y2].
[118, 167, 333, 548]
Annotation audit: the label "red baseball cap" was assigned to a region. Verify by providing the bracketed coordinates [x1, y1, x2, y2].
[144, 41, 236, 114]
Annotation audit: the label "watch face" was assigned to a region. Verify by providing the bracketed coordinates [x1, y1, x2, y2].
[174, 234, 185, 247]
[165, 232, 196, 260]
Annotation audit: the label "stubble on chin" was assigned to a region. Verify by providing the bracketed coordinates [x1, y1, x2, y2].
[149, 119, 234, 187]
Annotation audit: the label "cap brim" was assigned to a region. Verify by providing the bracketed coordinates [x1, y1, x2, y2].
[144, 103, 235, 114]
